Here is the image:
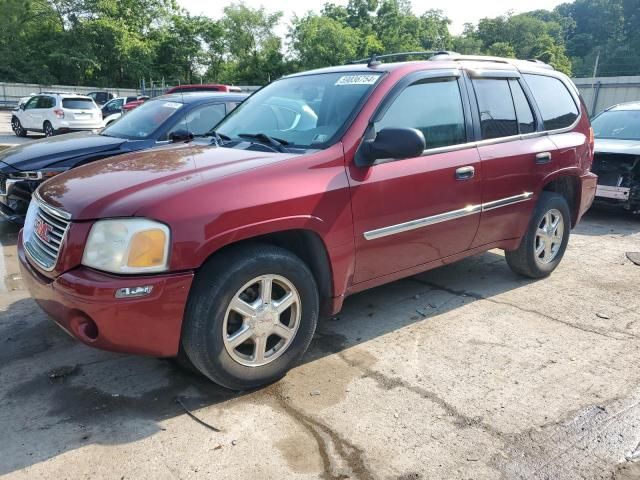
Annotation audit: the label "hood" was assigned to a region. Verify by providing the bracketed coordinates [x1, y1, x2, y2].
[38, 143, 296, 220]
[0, 132, 125, 171]
[594, 138, 640, 156]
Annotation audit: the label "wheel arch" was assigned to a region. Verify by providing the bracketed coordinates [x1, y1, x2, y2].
[540, 173, 581, 228]
[196, 228, 335, 317]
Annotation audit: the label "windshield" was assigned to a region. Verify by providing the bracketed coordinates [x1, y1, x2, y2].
[592, 110, 640, 140]
[216, 72, 383, 149]
[102, 99, 184, 140]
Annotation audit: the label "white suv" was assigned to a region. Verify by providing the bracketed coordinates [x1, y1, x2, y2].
[11, 93, 103, 137]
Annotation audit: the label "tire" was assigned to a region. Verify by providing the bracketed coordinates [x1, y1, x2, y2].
[505, 191, 571, 278]
[181, 244, 319, 390]
[43, 121, 55, 137]
[11, 116, 27, 137]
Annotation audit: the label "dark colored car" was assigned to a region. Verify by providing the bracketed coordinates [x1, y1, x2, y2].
[18, 53, 596, 390]
[87, 91, 115, 106]
[590, 102, 640, 213]
[165, 84, 243, 94]
[0, 92, 246, 223]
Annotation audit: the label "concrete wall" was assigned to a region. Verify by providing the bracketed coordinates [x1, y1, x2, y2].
[0, 82, 139, 108]
[573, 76, 640, 116]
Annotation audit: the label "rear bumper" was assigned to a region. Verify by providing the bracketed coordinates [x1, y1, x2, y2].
[18, 232, 194, 357]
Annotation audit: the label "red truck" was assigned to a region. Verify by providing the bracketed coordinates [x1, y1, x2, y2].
[18, 53, 596, 390]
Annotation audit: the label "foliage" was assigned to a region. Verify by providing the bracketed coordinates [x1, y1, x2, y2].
[0, 0, 639, 87]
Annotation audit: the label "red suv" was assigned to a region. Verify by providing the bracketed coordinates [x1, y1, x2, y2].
[165, 84, 243, 94]
[18, 53, 597, 390]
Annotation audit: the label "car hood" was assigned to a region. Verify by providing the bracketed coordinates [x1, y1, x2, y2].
[38, 143, 296, 220]
[0, 132, 125, 171]
[594, 138, 640, 156]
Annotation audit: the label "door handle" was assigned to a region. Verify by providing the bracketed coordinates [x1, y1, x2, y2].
[535, 152, 552, 164]
[455, 166, 475, 180]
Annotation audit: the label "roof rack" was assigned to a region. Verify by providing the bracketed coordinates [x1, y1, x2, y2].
[348, 51, 457, 67]
[429, 53, 554, 70]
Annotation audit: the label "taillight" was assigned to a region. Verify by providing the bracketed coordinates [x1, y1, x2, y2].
[53, 109, 65, 119]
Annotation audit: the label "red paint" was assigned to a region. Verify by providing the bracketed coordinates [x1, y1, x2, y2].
[164, 84, 242, 94]
[20, 59, 595, 357]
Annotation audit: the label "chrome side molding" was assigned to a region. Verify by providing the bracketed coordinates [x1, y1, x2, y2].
[364, 192, 533, 240]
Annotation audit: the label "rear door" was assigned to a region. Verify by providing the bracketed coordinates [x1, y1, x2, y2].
[468, 71, 557, 247]
[349, 71, 482, 283]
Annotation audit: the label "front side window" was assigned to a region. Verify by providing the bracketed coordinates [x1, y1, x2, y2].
[592, 110, 640, 140]
[375, 77, 467, 150]
[216, 72, 383, 149]
[523, 74, 579, 130]
[473, 79, 518, 140]
[102, 99, 184, 140]
[167, 103, 226, 138]
[24, 97, 39, 110]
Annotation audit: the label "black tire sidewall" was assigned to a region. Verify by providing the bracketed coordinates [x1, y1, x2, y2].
[44, 122, 54, 137]
[523, 192, 571, 276]
[12, 117, 26, 137]
[183, 245, 319, 390]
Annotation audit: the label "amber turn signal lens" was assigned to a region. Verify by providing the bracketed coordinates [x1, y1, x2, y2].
[127, 229, 167, 268]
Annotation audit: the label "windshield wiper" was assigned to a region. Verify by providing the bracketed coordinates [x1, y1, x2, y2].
[199, 130, 231, 146]
[238, 133, 290, 153]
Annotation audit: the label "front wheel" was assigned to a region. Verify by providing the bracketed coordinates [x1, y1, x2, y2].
[181, 244, 319, 390]
[505, 192, 571, 278]
[11, 117, 27, 137]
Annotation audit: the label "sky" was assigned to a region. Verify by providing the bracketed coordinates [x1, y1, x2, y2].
[177, 0, 568, 36]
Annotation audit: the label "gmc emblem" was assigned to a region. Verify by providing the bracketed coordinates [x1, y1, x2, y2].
[34, 217, 52, 243]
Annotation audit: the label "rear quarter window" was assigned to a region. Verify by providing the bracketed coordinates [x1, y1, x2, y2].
[523, 74, 579, 130]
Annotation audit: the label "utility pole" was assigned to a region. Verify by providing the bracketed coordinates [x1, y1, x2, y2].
[590, 48, 601, 115]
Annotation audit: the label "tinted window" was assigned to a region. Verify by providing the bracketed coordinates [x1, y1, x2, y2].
[167, 103, 226, 138]
[523, 74, 579, 130]
[592, 110, 640, 140]
[509, 80, 536, 134]
[375, 78, 466, 149]
[24, 97, 39, 110]
[36, 96, 55, 109]
[62, 98, 98, 110]
[473, 79, 518, 140]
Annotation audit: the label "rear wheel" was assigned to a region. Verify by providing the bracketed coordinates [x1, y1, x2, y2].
[43, 121, 55, 137]
[181, 244, 319, 390]
[11, 117, 27, 137]
[505, 192, 571, 278]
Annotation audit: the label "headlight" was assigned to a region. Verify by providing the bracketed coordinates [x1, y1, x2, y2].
[8, 170, 63, 180]
[82, 219, 170, 274]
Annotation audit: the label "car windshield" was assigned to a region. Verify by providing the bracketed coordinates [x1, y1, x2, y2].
[102, 98, 184, 140]
[592, 110, 640, 140]
[216, 72, 383, 149]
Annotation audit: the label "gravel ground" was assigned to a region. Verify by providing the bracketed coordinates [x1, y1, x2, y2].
[1, 203, 639, 478]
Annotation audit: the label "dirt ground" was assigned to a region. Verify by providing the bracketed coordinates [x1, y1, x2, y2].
[1, 207, 639, 480]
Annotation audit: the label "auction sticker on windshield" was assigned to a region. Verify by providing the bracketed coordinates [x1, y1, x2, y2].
[163, 102, 183, 109]
[335, 74, 379, 86]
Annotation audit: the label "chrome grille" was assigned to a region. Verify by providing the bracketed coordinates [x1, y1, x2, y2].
[23, 195, 71, 271]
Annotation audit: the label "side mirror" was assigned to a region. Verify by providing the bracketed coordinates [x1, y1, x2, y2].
[169, 129, 194, 143]
[20, 103, 26, 110]
[356, 127, 426, 166]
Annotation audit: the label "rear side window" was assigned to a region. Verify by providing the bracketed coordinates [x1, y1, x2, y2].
[473, 79, 518, 140]
[62, 98, 97, 110]
[509, 80, 536, 134]
[523, 74, 579, 130]
[375, 78, 467, 150]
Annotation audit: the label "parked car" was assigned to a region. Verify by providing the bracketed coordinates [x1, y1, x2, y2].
[165, 84, 243, 94]
[87, 91, 115, 106]
[18, 53, 596, 390]
[11, 93, 102, 137]
[122, 96, 150, 112]
[101, 96, 139, 126]
[590, 101, 640, 213]
[0, 92, 246, 223]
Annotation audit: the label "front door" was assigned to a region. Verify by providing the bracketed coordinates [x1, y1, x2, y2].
[348, 73, 482, 284]
[21, 96, 40, 129]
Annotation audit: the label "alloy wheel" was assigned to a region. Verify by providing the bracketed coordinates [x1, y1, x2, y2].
[534, 208, 564, 264]
[222, 274, 301, 367]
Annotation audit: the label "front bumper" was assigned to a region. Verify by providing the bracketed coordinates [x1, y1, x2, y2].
[18, 232, 194, 357]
